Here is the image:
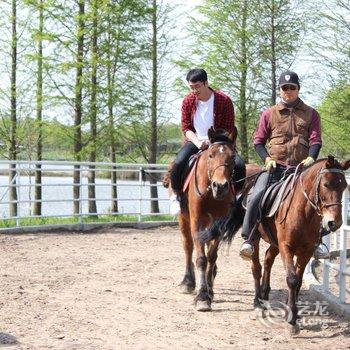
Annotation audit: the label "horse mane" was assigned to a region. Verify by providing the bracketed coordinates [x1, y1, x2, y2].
[301, 156, 343, 177]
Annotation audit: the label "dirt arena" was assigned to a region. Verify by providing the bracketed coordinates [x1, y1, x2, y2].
[0, 226, 349, 349]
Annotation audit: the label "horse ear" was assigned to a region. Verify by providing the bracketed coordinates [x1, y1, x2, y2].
[207, 126, 215, 143]
[340, 159, 350, 171]
[229, 126, 237, 143]
[325, 154, 335, 168]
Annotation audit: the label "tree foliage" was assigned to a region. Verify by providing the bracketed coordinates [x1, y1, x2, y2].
[318, 82, 350, 158]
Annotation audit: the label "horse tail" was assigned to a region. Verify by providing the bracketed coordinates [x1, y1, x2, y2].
[162, 161, 175, 188]
[220, 195, 245, 244]
[198, 196, 245, 245]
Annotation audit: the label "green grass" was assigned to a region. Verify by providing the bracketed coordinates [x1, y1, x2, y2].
[0, 214, 175, 229]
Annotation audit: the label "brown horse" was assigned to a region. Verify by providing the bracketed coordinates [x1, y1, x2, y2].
[167, 128, 238, 311]
[200, 155, 349, 332]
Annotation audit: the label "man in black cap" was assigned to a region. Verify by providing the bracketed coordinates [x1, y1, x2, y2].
[239, 70, 328, 260]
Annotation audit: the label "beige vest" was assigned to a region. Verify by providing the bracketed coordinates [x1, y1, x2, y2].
[268, 100, 312, 166]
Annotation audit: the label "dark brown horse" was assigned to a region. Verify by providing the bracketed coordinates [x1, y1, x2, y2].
[167, 128, 237, 311]
[201, 155, 349, 332]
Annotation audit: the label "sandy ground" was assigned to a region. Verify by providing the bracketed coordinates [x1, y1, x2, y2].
[0, 226, 349, 350]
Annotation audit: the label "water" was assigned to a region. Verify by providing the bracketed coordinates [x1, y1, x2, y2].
[0, 175, 169, 218]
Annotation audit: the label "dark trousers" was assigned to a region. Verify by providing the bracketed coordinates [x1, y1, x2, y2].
[170, 141, 246, 194]
[170, 142, 199, 193]
[241, 166, 286, 240]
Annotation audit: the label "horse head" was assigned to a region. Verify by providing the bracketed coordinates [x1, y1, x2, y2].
[206, 127, 236, 200]
[304, 155, 350, 232]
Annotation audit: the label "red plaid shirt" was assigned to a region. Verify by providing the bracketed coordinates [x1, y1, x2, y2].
[181, 88, 235, 136]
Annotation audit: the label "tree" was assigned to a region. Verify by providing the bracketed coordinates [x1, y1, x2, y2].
[87, 0, 98, 216]
[98, 0, 149, 213]
[34, 0, 44, 216]
[9, 0, 18, 217]
[255, 0, 307, 105]
[149, 0, 160, 213]
[318, 82, 350, 158]
[117, 0, 176, 213]
[24, 0, 46, 215]
[179, 0, 263, 161]
[311, 0, 350, 81]
[73, 0, 85, 215]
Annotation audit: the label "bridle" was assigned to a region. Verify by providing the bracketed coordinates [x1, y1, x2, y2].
[194, 141, 235, 198]
[300, 167, 345, 216]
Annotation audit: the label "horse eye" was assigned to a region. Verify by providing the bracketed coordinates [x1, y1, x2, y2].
[209, 154, 213, 158]
[324, 182, 330, 188]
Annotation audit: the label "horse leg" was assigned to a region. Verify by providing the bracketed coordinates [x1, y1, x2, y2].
[279, 245, 300, 335]
[295, 251, 313, 299]
[178, 215, 195, 294]
[261, 245, 279, 300]
[251, 238, 263, 310]
[206, 239, 220, 301]
[192, 224, 212, 311]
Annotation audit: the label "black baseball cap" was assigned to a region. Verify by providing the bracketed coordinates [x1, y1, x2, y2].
[278, 71, 300, 88]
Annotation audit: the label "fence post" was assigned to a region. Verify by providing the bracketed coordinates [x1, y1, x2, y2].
[78, 165, 83, 224]
[16, 162, 20, 227]
[322, 233, 330, 292]
[138, 167, 143, 222]
[339, 188, 349, 303]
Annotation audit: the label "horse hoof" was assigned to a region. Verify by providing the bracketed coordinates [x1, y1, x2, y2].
[286, 323, 300, 336]
[179, 283, 195, 294]
[196, 300, 212, 312]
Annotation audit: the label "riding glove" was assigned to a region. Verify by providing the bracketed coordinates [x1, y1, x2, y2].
[301, 156, 315, 167]
[264, 157, 276, 171]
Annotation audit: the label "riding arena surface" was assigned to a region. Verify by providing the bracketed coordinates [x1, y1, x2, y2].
[0, 226, 349, 349]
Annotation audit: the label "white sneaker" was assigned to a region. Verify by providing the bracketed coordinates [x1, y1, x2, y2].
[169, 194, 181, 216]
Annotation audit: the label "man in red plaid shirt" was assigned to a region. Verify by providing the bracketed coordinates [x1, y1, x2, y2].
[169, 68, 245, 215]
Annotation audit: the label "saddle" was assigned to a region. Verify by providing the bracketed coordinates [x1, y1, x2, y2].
[261, 173, 295, 218]
[244, 172, 296, 216]
[162, 151, 202, 190]
[242, 172, 296, 246]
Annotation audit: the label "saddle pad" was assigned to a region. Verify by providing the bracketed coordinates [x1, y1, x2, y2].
[182, 153, 201, 193]
[265, 173, 295, 217]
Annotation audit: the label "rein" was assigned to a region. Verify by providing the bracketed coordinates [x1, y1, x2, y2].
[233, 170, 263, 184]
[300, 167, 345, 216]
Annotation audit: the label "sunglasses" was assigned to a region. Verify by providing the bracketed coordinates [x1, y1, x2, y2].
[281, 85, 297, 91]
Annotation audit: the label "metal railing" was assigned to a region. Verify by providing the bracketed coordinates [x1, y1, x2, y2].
[0, 160, 171, 229]
[306, 175, 350, 306]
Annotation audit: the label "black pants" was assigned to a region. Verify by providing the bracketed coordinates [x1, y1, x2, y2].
[170, 141, 246, 194]
[241, 166, 286, 240]
[170, 142, 199, 193]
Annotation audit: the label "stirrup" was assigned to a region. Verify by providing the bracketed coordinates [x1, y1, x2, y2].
[314, 243, 330, 260]
[239, 241, 254, 261]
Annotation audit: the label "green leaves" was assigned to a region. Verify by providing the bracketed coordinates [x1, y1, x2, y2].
[319, 82, 350, 158]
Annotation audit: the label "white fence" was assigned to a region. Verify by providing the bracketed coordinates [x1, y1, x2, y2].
[306, 175, 350, 309]
[0, 160, 171, 228]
